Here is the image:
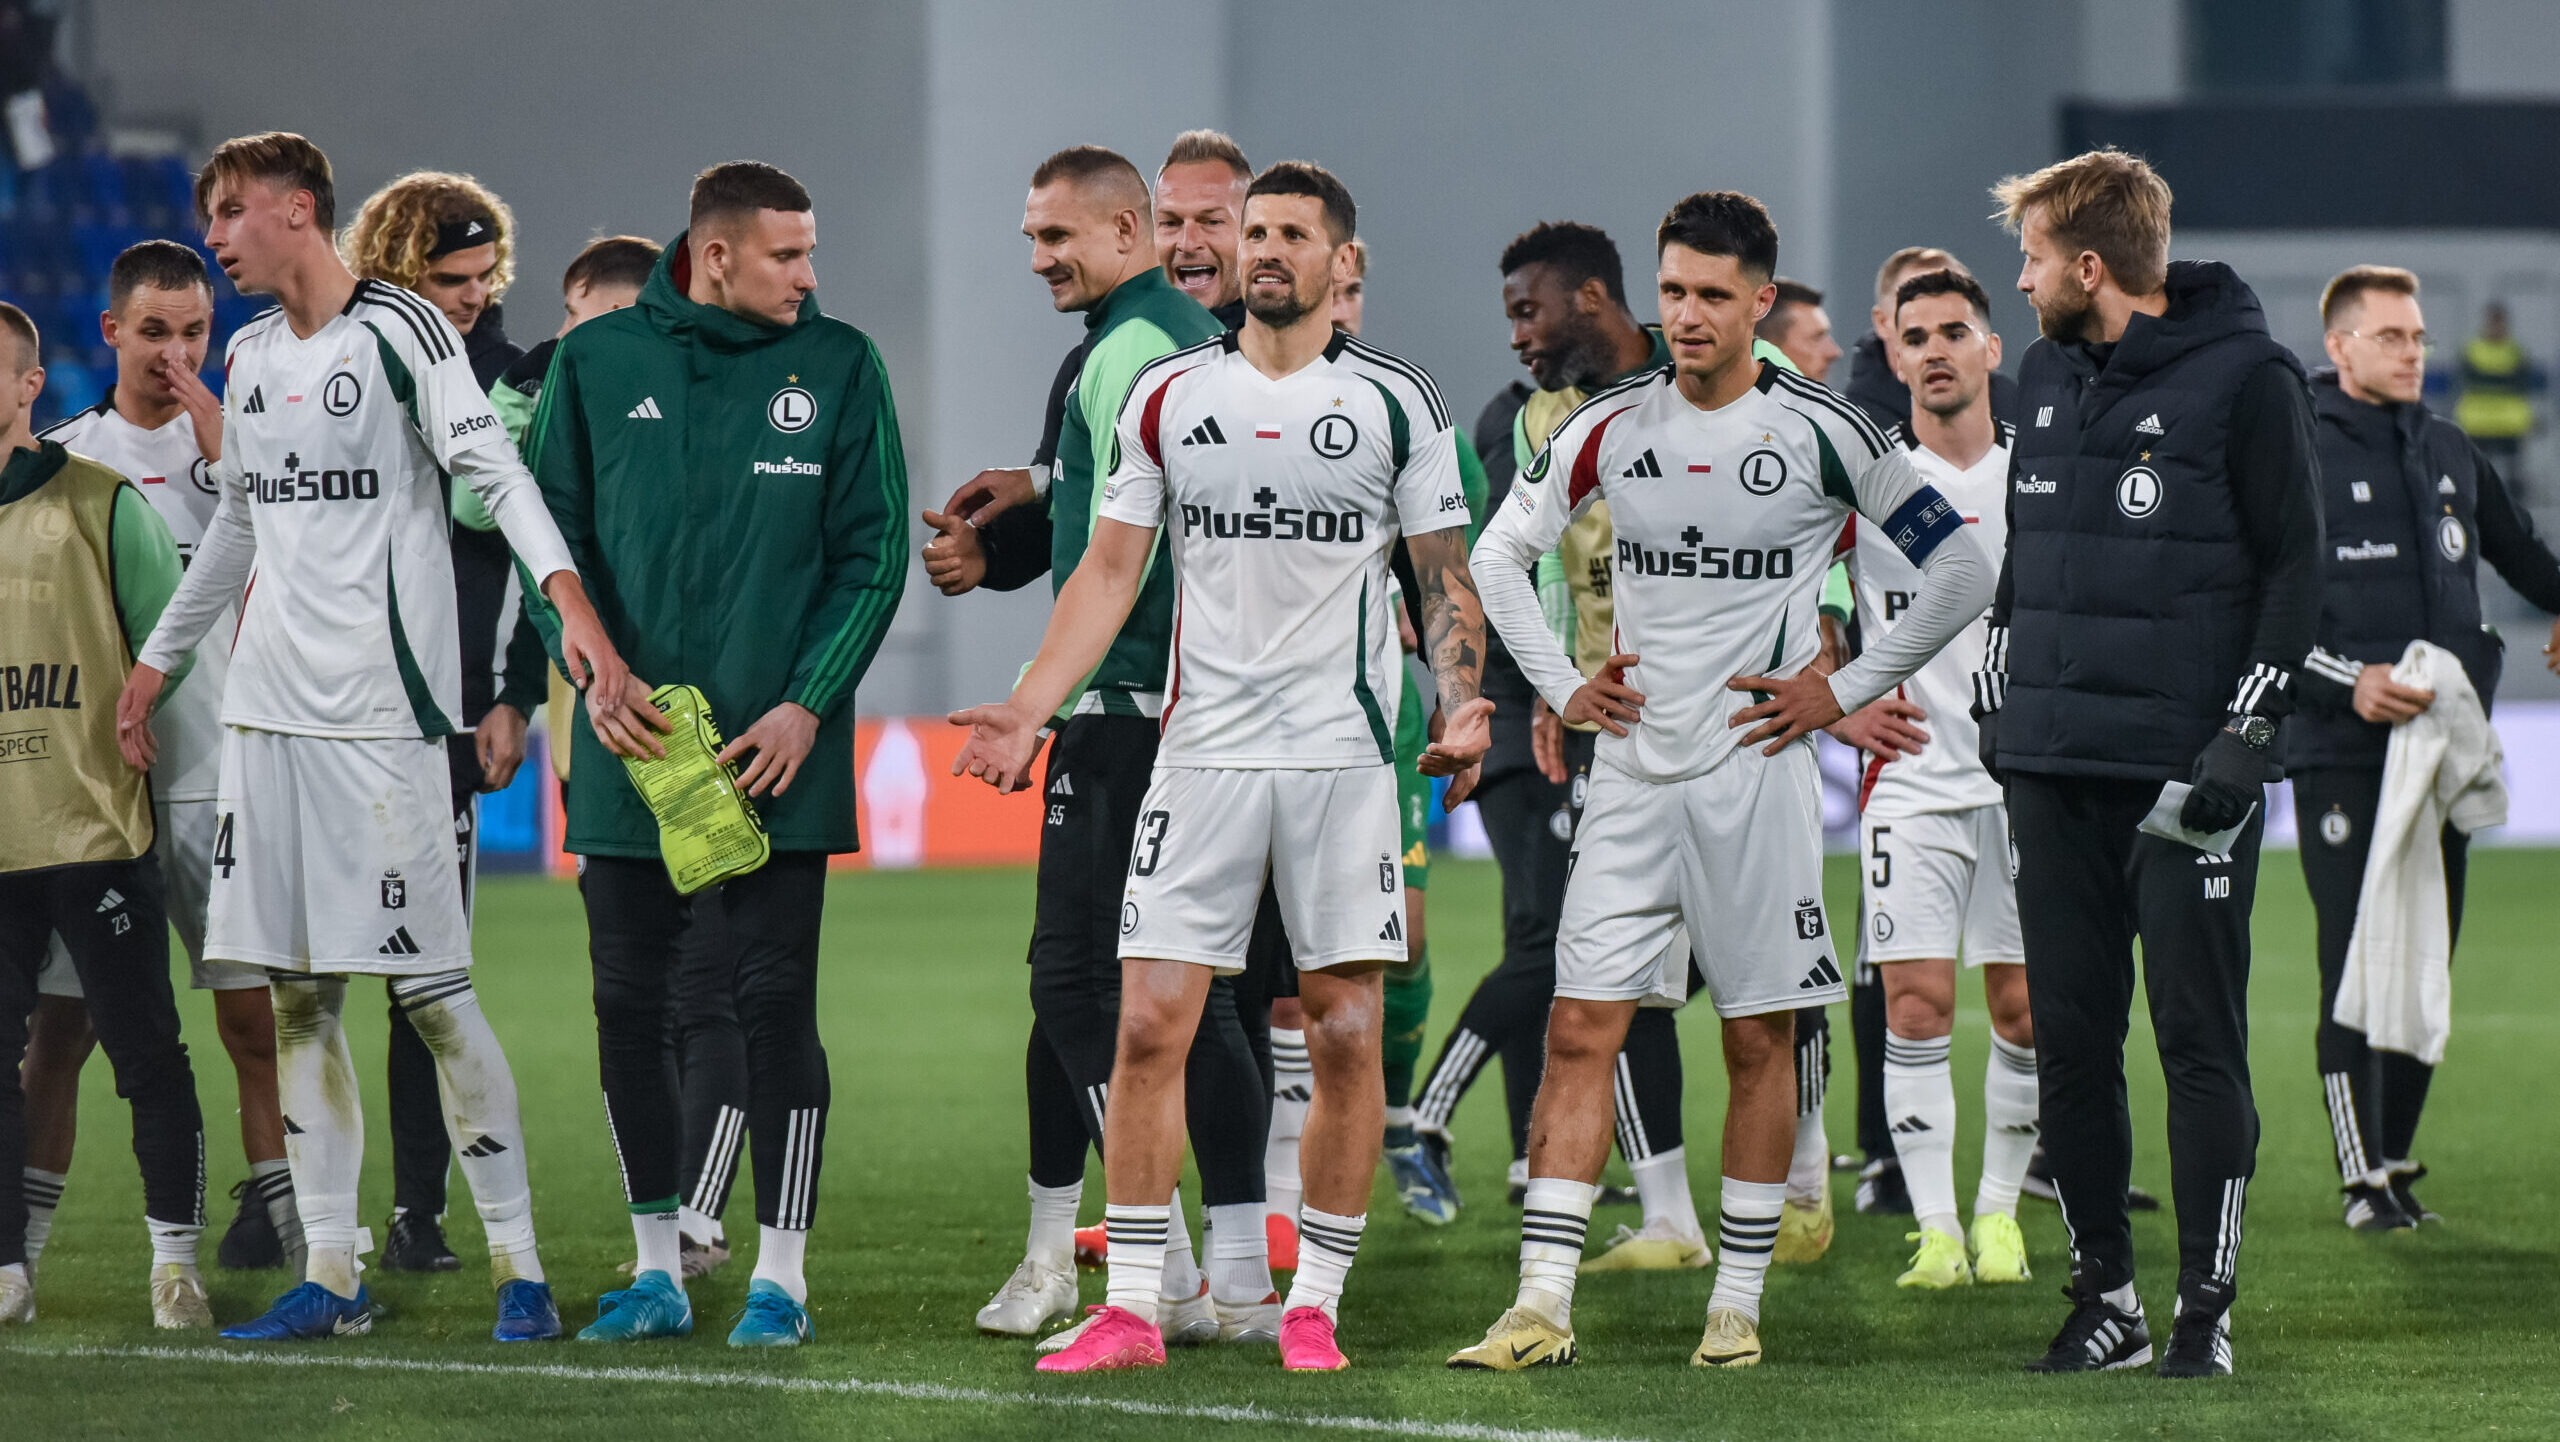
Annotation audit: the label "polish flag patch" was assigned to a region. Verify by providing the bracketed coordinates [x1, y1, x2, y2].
[1686, 463, 1712, 473]
[1255, 423, 1283, 440]
[140, 474, 167, 485]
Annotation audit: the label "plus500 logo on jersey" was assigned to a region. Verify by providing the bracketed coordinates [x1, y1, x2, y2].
[250, 458, 382, 504]
[1617, 537, 1795, 580]
[1179, 500, 1368, 544]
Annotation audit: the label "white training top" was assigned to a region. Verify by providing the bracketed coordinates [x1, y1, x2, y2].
[1097, 329, 1469, 769]
[1474, 361, 1996, 785]
[139, 281, 576, 739]
[1853, 423, 2013, 818]
[40, 395, 232, 800]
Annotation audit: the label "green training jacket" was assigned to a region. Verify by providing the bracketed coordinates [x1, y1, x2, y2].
[526, 234, 910, 856]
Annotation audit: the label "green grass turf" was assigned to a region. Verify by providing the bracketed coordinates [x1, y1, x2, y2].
[5, 851, 2556, 1440]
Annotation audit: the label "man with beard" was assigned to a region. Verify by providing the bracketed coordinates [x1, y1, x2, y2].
[1975, 149, 2321, 1378]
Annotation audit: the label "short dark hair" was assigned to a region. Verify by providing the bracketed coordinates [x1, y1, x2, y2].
[1756, 278, 1824, 343]
[1245, 161, 1355, 245]
[1499, 221, 1625, 305]
[0, 301, 37, 375]
[196, 131, 336, 229]
[109, 240, 214, 313]
[689, 161, 812, 236]
[563, 235, 661, 296]
[1894, 267, 1994, 325]
[1031, 145, 1147, 206]
[2321, 264, 2419, 330]
[1162, 129, 1252, 182]
[1655, 191, 1779, 282]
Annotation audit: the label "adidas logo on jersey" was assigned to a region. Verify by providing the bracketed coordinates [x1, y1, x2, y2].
[1181, 417, 1229, 446]
[378, 926, 423, 956]
[628, 397, 664, 419]
[2133, 413, 2166, 436]
[1379, 912, 1404, 943]
[241, 386, 267, 415]
[1620, 448, 1662, 479]
[2439, 474, 2458, 494]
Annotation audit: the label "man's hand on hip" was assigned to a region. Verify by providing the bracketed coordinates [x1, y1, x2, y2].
[718, 701, 822, 798]
[1827, 694, 1929, 761]
[1727, 666, 1846, 756]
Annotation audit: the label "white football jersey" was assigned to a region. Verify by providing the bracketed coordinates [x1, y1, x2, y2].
[1097, 330, 1470, 768]
[1852, 424, 2012, 818]
[1476, 362, 1993, 784]
[138, 282, 577, 740]
[39, 395, 231, 799]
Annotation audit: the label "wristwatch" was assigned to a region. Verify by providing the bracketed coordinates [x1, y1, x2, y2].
[2224, 714, 2278, 751]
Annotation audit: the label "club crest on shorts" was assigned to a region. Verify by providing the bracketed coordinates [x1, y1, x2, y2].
[1871, 911, 1894, 942]
[1120, 900, 1140, 935]
[2320, 806, 2352, 847]
[380, 871, 406, 909]
[1379, 854, 1398, 892]
[1793, 896, 1826, 941]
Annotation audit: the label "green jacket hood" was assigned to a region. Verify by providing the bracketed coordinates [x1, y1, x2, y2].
[639, 229, 824, 350]
[0, 439, 69, 504]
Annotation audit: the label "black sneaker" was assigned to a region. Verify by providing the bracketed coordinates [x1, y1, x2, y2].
[1854, 1156, 1913, 1216]
[217, 1179, 284, 1270]
[2386, 1163, 2442, 1224]
[2021, 1146, 2161, 1211]
[381, 1209, 461, 1272]
[2342, 1180, 2416, 1232]
[2156, 1296, 2234, 1378]
[2024, 1283, 2152, 1373]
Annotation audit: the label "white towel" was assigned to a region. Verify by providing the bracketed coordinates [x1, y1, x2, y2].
[2333, 640, 2508, 1065]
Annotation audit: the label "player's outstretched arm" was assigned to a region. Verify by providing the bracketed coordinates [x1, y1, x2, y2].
[1407, 526, 1492, 800]
[949, 516, 1155, 792]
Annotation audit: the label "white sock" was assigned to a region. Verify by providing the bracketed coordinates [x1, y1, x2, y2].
[1027, 1177, 1081, 1272]
[632, 1203, 682, 1285]
[1102, 1203, 1170, 1323]
[1884, 1030, 1961, 1238]
[677, 1203, 720, 1245]
[148, 1218, 202, 1268]
[1515, 1177, 1598, 1326]
[1977, 1034, 2040, 1219]
[1787, 1110, 1829, 1203]
[1283, 1207, 1365, 1322]
[1506, 1156, 1530, 1192]
[21, 1168, 64, 1269]
[1160, 1185, 1202, 1301]
[1204, 1201, 1274, 1304]
[391, 973, 542, 1284]
[1708, 1177, 1787, 1324]
[1266, 1029, 1310, 1225]
[248, 1157, 298, 1247]
[2103, 1281, 2141, 1315]
[1629, 1145, 1703, 1240]
[272, 977, 363, 1298]
[1384, 1105, 1415, 1131]
[751, 1225, 808, 1304]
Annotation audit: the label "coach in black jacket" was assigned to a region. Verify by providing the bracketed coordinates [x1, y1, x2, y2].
[1976, 153, 2322, 1378]
[2290, 266, 2560, 1232]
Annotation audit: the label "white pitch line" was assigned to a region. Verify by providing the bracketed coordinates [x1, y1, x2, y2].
[37, 1345, 1654, 1442]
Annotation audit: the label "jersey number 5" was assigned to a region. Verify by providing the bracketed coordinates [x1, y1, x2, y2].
[1867, 825, 1891, 889]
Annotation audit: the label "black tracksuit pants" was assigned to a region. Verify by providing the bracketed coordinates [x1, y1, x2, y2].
[0, 855, 205, 1263]
[663, 897, 749, 1223]
[587, 850, 831, 1230]
[1024, 713, 1267, 1207]
[2009, 773, 2261, 1306]
[1412, 725, 1694, 1163]
[2292, 766, 2468, 1177]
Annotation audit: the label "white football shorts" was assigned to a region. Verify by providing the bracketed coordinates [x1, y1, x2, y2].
[1859, 803, 2024, 966]
[1117, 765, 1407, 972]
[37, 798, 270, 997]
[1556, 742, 1843, 1018]
[204, 729, 471, 976]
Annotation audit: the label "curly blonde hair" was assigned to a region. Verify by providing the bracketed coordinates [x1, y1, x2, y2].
[341, 171, 517, 299]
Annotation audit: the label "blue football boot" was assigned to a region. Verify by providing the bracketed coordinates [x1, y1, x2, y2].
[494, 1279, 562, 1341]
[220, 1281, 374, 1341]
[726, 1279, 811, 1348]
[576, 1270, 694, 1342]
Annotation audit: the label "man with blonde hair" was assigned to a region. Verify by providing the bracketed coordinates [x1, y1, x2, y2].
[341, 168, 551, 1274]
[1974, 148, 2321, 1378]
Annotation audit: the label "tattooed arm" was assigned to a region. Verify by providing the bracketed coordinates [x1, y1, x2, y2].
[1407, 526, 1492, 795]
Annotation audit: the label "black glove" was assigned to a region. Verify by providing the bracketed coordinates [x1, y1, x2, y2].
[1974, 705, 2007, 787]
[2179, 726, 2264, 833]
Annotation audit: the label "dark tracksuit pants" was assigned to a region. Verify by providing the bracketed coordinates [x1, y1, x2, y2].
[1024, 713, 1267, 1208]
[2292, 766, 2469, 1178]
[2009, 773, 2262, 1307]
[587, 850, 831, 1231]
[0, 855, 205, 1263]
[662, 898, 749, 1224]
[1411, 726, 1692, 1165]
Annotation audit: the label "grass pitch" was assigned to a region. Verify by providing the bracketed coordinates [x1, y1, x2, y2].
[5, 851, 2555, 1440]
